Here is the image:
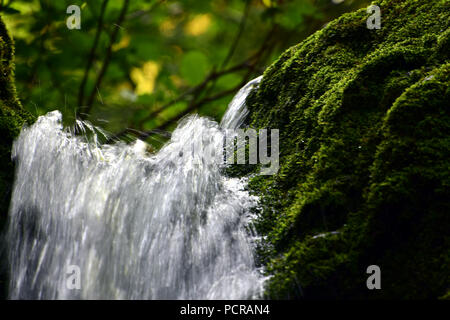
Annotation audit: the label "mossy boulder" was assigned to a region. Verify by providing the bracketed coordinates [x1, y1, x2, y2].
[245, 0, 449, 299]
[0, 16, 33, 225]
[0, 15, 34, 297]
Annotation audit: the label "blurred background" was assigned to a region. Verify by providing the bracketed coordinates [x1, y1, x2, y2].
[1, 0, 369, 148]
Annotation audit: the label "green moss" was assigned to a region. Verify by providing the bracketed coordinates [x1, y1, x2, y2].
[244, 0, 450, 299]
[0, 15, 34, 298]
[0, 16, 33, 220]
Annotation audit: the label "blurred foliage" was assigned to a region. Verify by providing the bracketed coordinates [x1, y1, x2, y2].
[1, 0, 369, 147]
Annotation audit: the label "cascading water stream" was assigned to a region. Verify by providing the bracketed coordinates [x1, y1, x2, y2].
[6, 77, 265, 299]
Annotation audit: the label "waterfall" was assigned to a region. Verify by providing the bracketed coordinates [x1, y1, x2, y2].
[6, 77, 265, 300]
[220, 76, 262, 129]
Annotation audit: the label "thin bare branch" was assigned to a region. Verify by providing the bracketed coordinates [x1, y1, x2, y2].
[136, 59, 253, 127]
[221, 0, 251, 69]
[153, 79, 251, 131]
[80, 0, 130, 119]
[150, 27, 277, 132]
[111, 16, 277, 142]
[77, 0, 109, 108]
[125, 0, 165, 20]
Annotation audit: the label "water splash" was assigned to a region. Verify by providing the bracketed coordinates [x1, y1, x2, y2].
[6, 77, 266, 299]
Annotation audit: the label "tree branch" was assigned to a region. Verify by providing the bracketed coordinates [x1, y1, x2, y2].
[151, 27, 277, 132]
[220, 0, 251, 69]
[136, 59, 253, 128]
[125, 0, 165, 20]
[111, 15, 277, 143]
[79, 0, 130, 119]
[153, 80, 250, 131]
[78, 0, 109, 108]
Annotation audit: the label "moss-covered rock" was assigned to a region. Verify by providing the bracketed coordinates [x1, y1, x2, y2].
[245, 0, 450, 299]
[0, 15, 34, 297]
[0, 15, 33, 223]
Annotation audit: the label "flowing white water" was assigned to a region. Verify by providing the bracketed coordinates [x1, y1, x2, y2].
[7, 77, 264, 300]
[220, 76, 262, 129]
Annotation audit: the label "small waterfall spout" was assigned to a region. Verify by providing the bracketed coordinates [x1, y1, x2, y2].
[6, 77, 265, 299]
[220, 76, 262, 130]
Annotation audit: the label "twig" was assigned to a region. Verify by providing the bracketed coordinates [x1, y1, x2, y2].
[80, 0, 130, 118]
[151, 26, 277, 131]
[221, 0, 251, 69]
[77, 0, 109, 108]
[136, 59, 253, 127]
[125, 0, 165, 20]
[201, 0, 252, 101]
[154, 79, 251, 131]
[112, 16, 276, 141]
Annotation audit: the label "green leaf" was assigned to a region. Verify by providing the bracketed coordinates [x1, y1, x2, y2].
[276, 0, 317, 30]
[180, 51, 210, 86]
[216, 73, 241, 90]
